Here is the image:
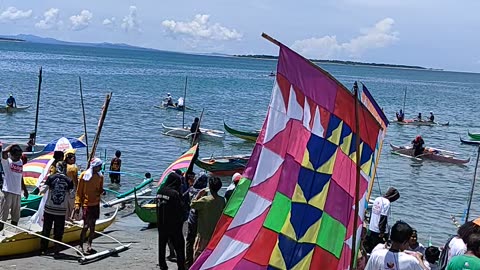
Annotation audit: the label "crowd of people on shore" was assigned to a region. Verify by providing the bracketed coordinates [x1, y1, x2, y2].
[359, 187, 480, 270]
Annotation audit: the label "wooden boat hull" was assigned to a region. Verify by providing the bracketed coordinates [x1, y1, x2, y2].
[0, 105, 31, 113]
[162, 123, 224, 142]
[390, 144, 469, 164]
[194, 155, 250, 176]
[134, 190, 157, 224]
[0, 209, 117, 257]
[393, 119, 449, 126]
[223, 122, 259, 142]
[461, 137, 480, 145]
[20, 194, 43, 217]
[468, 132, 480, 141]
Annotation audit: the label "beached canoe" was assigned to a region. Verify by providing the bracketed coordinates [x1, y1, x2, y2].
[393, 119, 449, 126]
[195, 154, 250, 176]
[223, 122, 259, 142]
[134, 189, 157, 224]
[461, 137, 480, 145]
[0, 105, 31, 114]
[468, 132, 480, 141]
[0, 208, 117, 257]
[390, 143, 469, 165]
[162, 123, 224, 142]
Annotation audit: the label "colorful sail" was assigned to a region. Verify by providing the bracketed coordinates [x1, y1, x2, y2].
[157, 143, 198, 186]
[191, 40, 386, 269]
[22, 152, 54, 186]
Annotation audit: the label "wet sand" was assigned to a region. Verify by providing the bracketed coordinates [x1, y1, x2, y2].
[1, 205, 178, 270]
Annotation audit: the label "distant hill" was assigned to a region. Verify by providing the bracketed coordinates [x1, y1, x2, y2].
[234, 54, 440, 71]
[0, 34, 156, 52]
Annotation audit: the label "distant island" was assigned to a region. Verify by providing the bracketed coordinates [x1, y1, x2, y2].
[0, 37, 25, 42]
[234, 54, 442, 71]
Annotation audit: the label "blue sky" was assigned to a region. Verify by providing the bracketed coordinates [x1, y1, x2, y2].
[0, 0, 479, 72]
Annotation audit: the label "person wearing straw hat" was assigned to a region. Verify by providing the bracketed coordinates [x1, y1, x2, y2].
[64, 149, 78, 221]
[74, 158, 104, 254]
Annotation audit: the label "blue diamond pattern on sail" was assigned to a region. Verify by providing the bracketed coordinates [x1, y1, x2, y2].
[290, 202, 323, 241]
[298, 167, 331, 201]
[326, 115, 343, 146]
[277, 233, 316, 269]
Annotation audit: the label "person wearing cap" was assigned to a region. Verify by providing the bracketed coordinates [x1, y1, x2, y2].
[225, 172, 242, 202]
[39, 161, 73, 255]
[165, 93, 174, 106]
[5, 94, 16, 108]
[64, 149, 78, 221]
[412, 136, 426, 157]
[428, 112, 435, 122]
[74, 158, 104, 254]
[365, 187, 400, 254]
[0, 144, 29, 231]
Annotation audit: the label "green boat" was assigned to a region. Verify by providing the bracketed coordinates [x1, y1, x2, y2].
[468, 131, 480, 141]
[134, 188, 157, 224]
[223, 122, 259, 142]
[20, 194, 43, 217]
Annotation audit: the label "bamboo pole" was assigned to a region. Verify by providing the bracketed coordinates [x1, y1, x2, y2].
[465, 146, 480, 222]
[33, 67, 42, 145]
[182, 76, 188, 128]
[87, 93, 112, 168]
[79, 77, 89, 162]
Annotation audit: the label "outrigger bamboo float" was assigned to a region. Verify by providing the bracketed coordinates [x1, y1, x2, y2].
[390, 143, 470, 164]
[223, 122, 259, 142]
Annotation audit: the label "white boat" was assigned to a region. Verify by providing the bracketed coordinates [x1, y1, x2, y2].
[162, 123, 224, 142]
[0, 140, 46, 159]
[0, 105, 31, 113]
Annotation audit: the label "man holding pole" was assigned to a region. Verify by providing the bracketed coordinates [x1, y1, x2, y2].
[74, 158, 104, 254]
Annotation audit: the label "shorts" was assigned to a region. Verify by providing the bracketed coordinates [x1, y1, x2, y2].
[0, 191, 21, 223]
[82, 205, 100, 222]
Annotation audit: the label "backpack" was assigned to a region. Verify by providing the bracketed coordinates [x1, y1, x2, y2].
[438, 235, 455, 270]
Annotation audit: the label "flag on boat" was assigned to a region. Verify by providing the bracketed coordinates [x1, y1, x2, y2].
[43, 136, 87, 152]
[157, 143, 198, 187]
[22, 152, 54, 186]
[191, 38, 387, 269]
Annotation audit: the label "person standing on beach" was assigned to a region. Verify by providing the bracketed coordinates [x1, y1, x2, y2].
[0, 144, 29, 231]
[48, 151, 65, 176]
[64, 149, 78, 221]
[191, 176, 225, 260]
[74, 158, 104, 254]
[365, 187, 400, 253]
[447, 233, 480, 270]
[156, 173, 186, 270]
[109, 150, 122, 184]
[39, 161, 73, 255]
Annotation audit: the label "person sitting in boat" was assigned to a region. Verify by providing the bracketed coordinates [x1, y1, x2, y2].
[411, 135, 425, 157]
[176, 97, 185, 110]
[165, 93, 174, 106]
[428, 111, 435, 122]
[6, 94, 16, 108]
[396, 109, 405, 122]
[416, 112, 422, 121]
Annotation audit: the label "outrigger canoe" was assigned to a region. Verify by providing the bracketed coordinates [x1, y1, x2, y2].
[162, 123, 224, 142]
[195, 154, 250, 176]
[461, 137, 480, 145]
[154, 103, 194, 112]
[0, 105, 31, 113]
[20, 194, 43, 217]
[468, 132, 480, 141]
[390, 143, 469, 165]
[393, 119, 449, 126]
[0, 208, 117, 257]
[223, 122, 259, 142]
[134, 189, 157, 224]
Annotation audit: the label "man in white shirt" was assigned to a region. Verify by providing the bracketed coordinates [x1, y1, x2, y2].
[177, 97, 184, 109]
[366, 220, 428, 270]
[366, 187, 400, 253]
[0, 144, 29, 231]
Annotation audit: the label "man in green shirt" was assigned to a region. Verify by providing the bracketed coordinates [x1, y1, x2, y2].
[448, 233, 480, 270]
[190, 176, 225, 260]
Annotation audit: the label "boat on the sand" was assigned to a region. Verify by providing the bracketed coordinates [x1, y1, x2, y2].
[390, 143, 469, 165]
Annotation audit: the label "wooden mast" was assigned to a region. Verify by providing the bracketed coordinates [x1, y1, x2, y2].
[87, 93, 112, 169]
[465, 146, 480, 222]
[33, 67, 42, 146]
[79, 77, 89, 162]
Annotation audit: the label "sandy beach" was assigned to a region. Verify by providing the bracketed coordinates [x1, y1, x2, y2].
[1, 205, 177, 270]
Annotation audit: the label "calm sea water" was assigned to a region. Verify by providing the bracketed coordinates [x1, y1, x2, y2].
[1, 41, 480, 245]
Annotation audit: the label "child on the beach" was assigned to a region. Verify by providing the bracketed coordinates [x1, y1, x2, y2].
[109, 150, 122, 184]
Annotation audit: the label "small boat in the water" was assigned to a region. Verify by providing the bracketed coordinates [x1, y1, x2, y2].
[461, 137, 480, 145]
[468, 131, 480, 141]
[390, 143, 469, 165]
[0, 105, 30, 113]
[393, 119, 449, 126]
[162, 123, 224, 142]
[195, 154, 250, 176]
[154, 102, 194, 112]
[223, 122, 259, 142]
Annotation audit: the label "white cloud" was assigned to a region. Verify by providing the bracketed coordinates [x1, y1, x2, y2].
[35, 8, 62, 30]
[69, 10, 93, 31]
[292, 17, 399, 59]
[0, 7, 32, 21]
[121, 6, 140, 32]
[103, 17, 115, 26]
[162, 14, 242, 41]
